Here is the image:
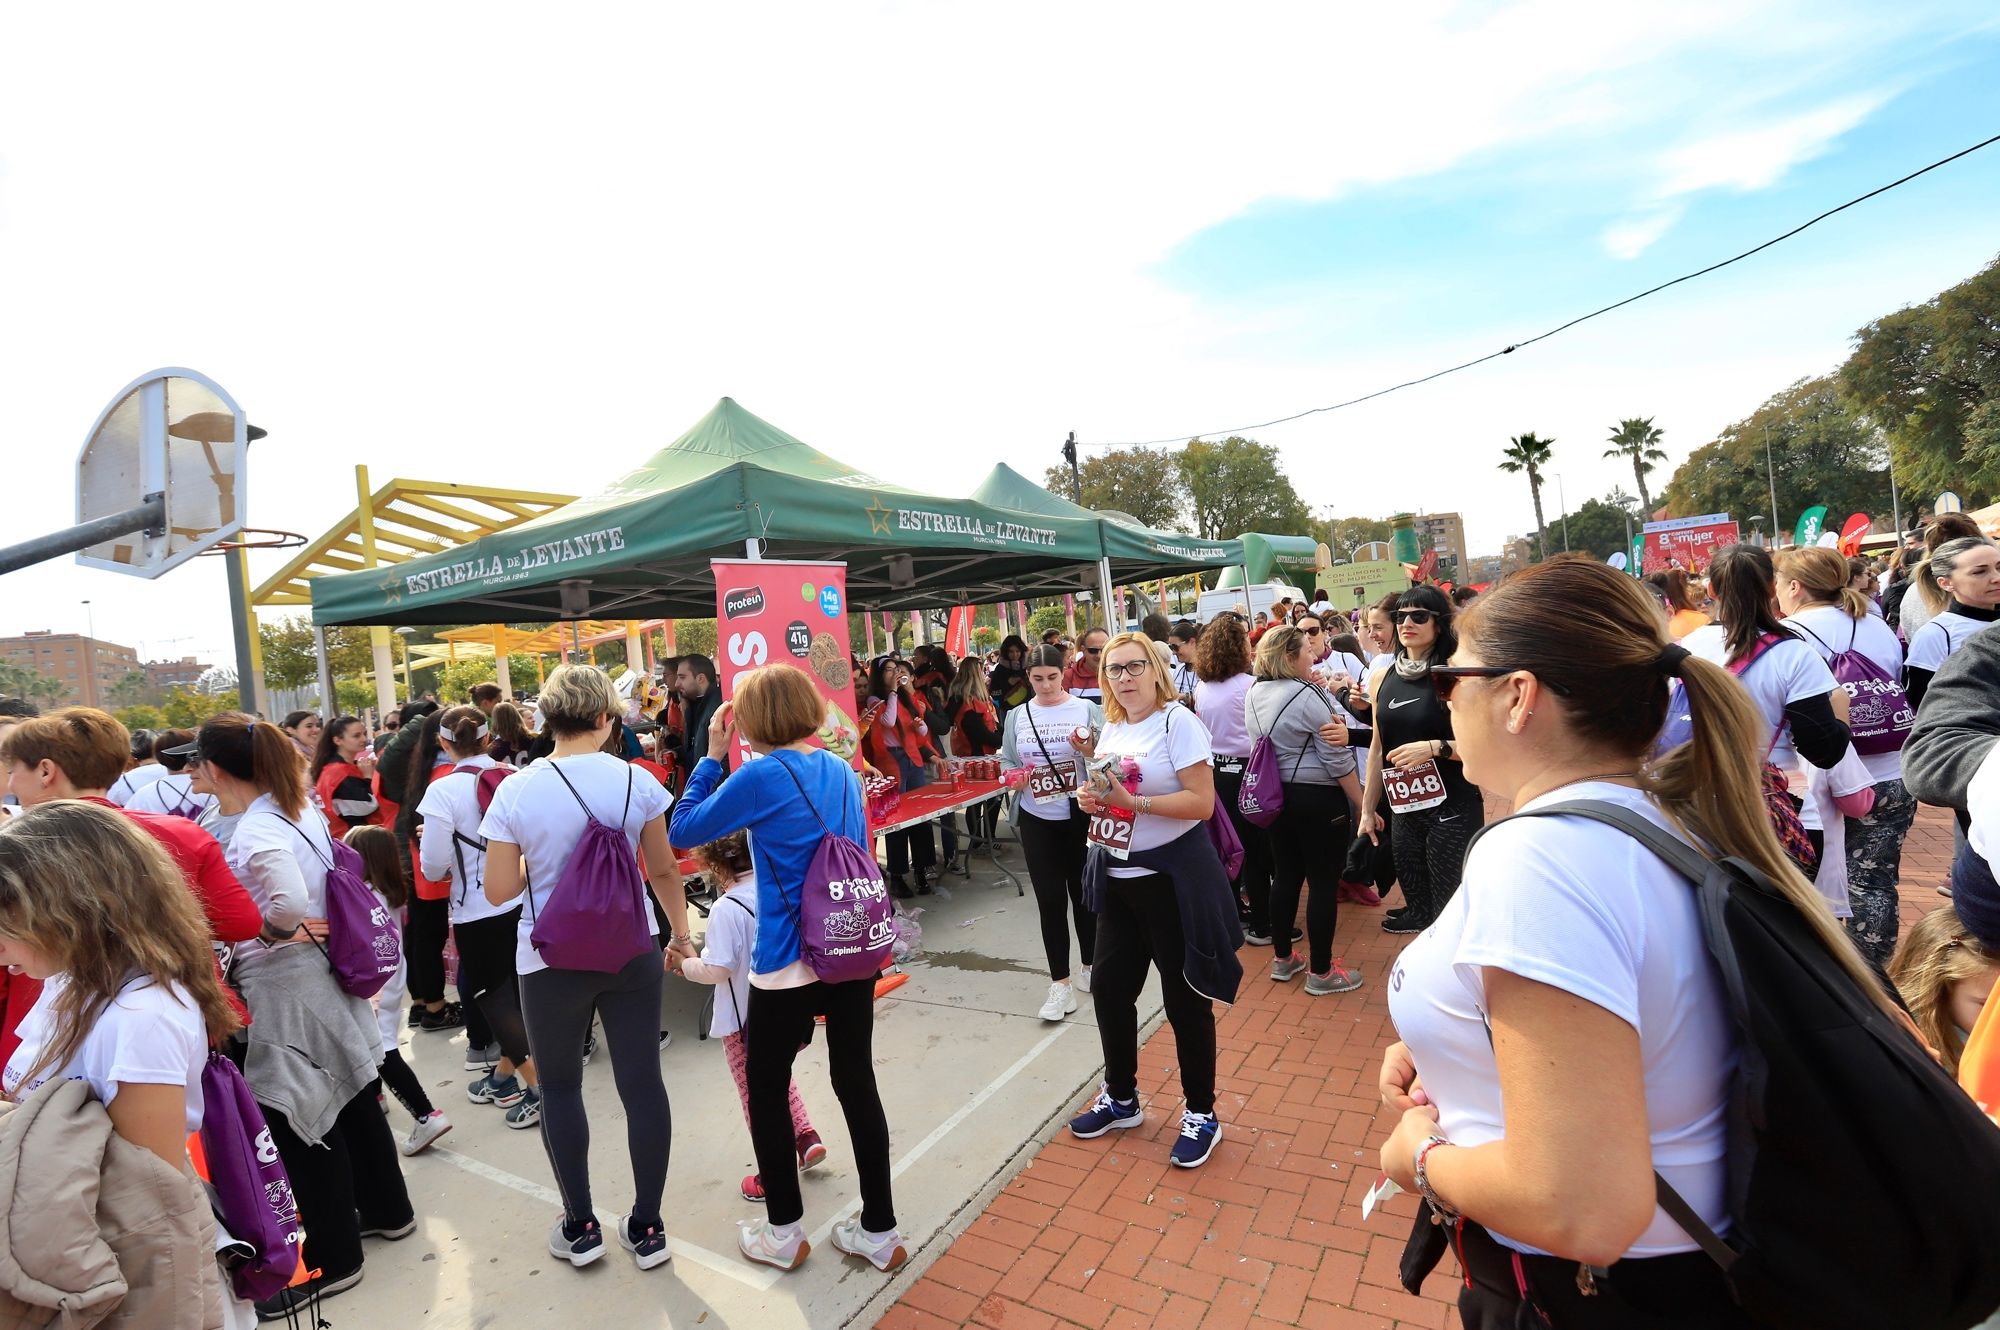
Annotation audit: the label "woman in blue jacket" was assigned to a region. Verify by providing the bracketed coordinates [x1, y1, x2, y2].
[669, 663, 902, 1276]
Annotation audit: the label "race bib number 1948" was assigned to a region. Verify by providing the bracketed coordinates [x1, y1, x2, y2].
[1384, 759, 1447, 813]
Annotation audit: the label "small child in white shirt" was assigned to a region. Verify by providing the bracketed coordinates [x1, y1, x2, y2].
[676, 832, 827, 1202]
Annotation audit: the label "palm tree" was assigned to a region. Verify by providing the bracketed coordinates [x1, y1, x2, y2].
[1498, 432, 1555, 561]
[1604, 417, 1668, 513]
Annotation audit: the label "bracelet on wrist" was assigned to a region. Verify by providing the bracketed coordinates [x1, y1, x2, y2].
[1413, 1133, 1459, 1224]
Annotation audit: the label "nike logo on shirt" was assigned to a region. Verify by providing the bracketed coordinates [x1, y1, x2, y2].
[1387, 697, 1420, 709]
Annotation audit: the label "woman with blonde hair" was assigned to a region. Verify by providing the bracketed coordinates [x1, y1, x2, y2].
[1068, 632, 1239, 1170]
[189, 712, 415, 1319]
[1898, 511, 1983, 642]
[671, 663, 903, 1273]
[1904, 535, 2000, 714]
[1776, 543, 1915, 966]
[1375, 556, 1904, 1326]
[0, 801, 240, 1326]
[1247, 625, 1363, 994]
[1890, 904, 2000, 1075]
[482, 665, 691, 1274]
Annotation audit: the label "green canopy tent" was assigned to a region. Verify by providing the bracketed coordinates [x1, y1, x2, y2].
[309, 400, 1221, 628]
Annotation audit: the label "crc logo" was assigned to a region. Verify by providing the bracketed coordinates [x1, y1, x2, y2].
[722, 585, 767, 620]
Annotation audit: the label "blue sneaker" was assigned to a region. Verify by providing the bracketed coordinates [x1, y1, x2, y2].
[468, 1072, 524, 1107]
[1068, 1089, 1144, 1139]
[1169, 1110, 1222, 1168]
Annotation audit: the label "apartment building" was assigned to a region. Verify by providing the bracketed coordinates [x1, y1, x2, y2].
[0, 631, 141, 707]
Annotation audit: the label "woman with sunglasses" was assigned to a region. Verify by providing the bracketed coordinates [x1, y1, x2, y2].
[1360, 585, 1483, 934]
[1373, 557, 1902, 1327]
[1068, 633, 1239, 1170]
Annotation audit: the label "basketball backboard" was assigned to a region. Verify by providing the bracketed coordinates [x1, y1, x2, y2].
[76, 368, 249, 578]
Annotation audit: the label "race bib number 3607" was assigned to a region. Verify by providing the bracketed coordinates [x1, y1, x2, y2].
[1087, 806, 1136, 858]
[1384, 759, 1447, 813]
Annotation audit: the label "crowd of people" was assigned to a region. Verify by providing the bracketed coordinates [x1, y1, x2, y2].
[4, 509, 2000, 1326]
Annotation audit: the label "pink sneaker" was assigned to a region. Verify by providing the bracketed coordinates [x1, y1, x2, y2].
[1338, 879, 1383, 907]
[796, 1131, 828, 1172]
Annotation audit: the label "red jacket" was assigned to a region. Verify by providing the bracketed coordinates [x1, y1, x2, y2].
[316, 760, 391, 840]
[859, 694, 937, 779]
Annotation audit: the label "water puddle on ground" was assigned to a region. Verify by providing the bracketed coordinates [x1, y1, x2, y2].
[915, 949, 1043, 975]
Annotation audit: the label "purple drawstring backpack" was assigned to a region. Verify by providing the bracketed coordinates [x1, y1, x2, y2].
[1237, 684, 1317, 828]
[283, 818, 401, 998]
[199, 1051, 303, 1301]
[1789, 619, 1914, 756]
[771, 752, 895, 984]
[525, 763, 655, 973]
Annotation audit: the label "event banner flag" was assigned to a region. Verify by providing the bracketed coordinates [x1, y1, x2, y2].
[1641, 513, 1738, 574]
[1793, 505, 1829, 548]
[711, 560, 856, 766]
[946, 606, 973, 658]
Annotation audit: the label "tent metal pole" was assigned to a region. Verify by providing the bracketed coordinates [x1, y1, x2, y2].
[1096, 557, 1117, 630]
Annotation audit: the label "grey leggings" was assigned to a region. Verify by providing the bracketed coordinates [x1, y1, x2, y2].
[519, 949, 670, 1228]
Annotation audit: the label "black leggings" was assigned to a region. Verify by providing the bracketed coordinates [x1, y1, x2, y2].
[746, 978, 895, 1231]
[1019, 809, 1095, 980]
[1391, 787, 1483, 923]
[519, 950, 670, 1228]
[263, 1081, 414, 1282]
[378, 1050, 435, 1120]
[1092, 871, 1216, 1115]
[407, 894, 494, 1049]
[1213, 764, 1275, 933]
[456, 907, 531, 1066]
[1268, 782, 1352, 972]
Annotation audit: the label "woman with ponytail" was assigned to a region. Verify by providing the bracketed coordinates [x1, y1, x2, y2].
[1776, 545, 1916, 967]
[1373, 556, 1901, 1327]
[195, 713, 414, 1319]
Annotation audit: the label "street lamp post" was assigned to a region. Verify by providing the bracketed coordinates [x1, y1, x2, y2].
[1556, 475, 1570, 552]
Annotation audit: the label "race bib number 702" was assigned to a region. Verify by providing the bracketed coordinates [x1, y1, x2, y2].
[1087, 806, 1136, 858]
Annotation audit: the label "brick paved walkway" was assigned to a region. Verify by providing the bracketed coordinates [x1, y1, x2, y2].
[880, 803, 1960, 1330]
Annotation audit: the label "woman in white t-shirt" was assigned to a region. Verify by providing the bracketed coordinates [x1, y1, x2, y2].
[416, 705, 541, 1126]
[1904, 536, 2000, 715]
[0, 801, 239, 1323]
[1776, 545, 1918, 968]
[1190, 614, 1275, 942]
[999, 645, 1105, 1023]
[197, 712, 415, 1318]
[1375, 558, 1897, 1327]
[1679, 545, 1851, 879]
[481, 665, 692, 1274]
[1069, 633, 1238, 1172]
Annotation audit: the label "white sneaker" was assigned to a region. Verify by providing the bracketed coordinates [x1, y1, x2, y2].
[737, 1218, 810, 1271]
[1074, 965, 1092, 994]
[1038, 981, 1078, 1022]
[830, 1217, 908, 1272]
[401, 1111, 452, 1157]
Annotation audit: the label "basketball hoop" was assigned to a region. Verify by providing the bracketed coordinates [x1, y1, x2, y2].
[199, 528, 306, 554]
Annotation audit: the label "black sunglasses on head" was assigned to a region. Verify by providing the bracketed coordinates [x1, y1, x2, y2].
[1429, 665, 1573, 702]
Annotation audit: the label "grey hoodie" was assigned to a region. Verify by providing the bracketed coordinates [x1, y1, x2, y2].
[1245, 679, 1354, 785]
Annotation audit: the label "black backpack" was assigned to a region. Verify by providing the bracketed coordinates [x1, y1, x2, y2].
[1494, 800, 2000, 1330]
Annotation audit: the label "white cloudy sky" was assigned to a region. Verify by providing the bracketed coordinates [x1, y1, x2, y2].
[3, 1, 1996, 666]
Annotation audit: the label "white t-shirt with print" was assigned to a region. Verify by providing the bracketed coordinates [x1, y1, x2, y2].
[1386, 781, 1733, 1257]
[225, 794, 336, 980]
[1906, 610, 1993, 675]
[697, 878, 758, 1039]
[121, 772, 220, 828]
[1011, 697, 1097, 822]
[1680, 624, 1838, 773]
[1784, 604, 1905, 786]
[1092, 703, 1213, 877]
[416, 755, 514, 926]
[478, 752, 671, 975]
[3, 973, 207, 1132]
[104, 764, 168, 807]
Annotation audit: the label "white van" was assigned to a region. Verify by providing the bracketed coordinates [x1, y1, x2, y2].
[1195, 582, 1308, 625]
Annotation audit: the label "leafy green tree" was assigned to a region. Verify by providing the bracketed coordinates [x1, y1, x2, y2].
[1024, 605, 1069, 640]
[106, 670, 151, 709]
[112, 704, 166, 731]
[1604, 417, 1668, 513]
[0, 660, 70, 707]
[1324, 515, 1393, 560]
[674, 619, 718, 660]
[257, 618, 375, 691]
[1175, 437, 1313, 540]
[1662, 378, 1889, 530]
[1498, 432, 1556, 561]
[1043, 448, 1187, 530]
[1840, 257, 2000, 501]
[1561, 497, 1640, 561]
[433, 655, 541, 701]
[162, 687, 239, 728]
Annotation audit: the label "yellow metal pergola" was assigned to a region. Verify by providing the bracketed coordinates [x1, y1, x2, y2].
[249, 466, 576, 716]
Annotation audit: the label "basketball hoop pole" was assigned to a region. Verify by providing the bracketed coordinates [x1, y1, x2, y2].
[0, 493, 165, 576]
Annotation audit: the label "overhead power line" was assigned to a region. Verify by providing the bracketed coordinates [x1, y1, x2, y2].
[1081, 130, 2000, 448]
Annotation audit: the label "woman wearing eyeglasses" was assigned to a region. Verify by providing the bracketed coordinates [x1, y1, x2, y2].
[1068, 633, 1240, 1170]
[1360, 585, 1483, 934]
